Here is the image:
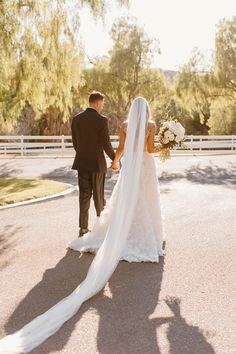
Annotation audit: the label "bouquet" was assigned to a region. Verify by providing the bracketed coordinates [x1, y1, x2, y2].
[157, 120, 185, 161]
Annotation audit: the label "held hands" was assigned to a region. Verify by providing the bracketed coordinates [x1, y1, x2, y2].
[110, 160, 120, 172]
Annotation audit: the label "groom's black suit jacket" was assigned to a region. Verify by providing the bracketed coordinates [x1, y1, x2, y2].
[71, 108, 115, 172]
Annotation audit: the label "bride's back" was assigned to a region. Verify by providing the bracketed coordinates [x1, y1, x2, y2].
[121, 119, 156, 152]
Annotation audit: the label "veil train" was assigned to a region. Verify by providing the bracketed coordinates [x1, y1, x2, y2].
[0, 97, 149, 353]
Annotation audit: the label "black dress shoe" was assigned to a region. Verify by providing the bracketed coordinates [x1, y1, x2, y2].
[79, 228, 90, 237]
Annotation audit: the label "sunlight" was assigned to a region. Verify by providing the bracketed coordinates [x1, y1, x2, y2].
[79, 0, 235, 69]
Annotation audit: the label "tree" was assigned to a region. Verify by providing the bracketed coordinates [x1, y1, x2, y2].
[175, 52, 212, 129]
[174, 18, 236, 135]
[109, 17, 158, 108]
[80, 17, 166, 133]
[0, 0, 129, 134]
[208, 98, 236, 134]
[203, 17, 236, 135]
[214, 17, 236, 99]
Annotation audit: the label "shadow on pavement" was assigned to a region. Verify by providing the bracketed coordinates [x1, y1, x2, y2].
[160, 163, 236, 188]
[0, 224, 21, 270]
[41, 166, 78, 185]
[0, 162, 22, 178]
[4, 252, 164, 353]
[41, 167, 119, 194]
[96, 259, 165, 354]
[44, 162, 236, 194]
[3, 252, 214, 353]
[4, 251, 93, 353]
[154, 297, 215, 354]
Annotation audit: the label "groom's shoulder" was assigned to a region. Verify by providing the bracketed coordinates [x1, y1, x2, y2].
[72, 110, 84, 121]
[98, 113, 108, 124]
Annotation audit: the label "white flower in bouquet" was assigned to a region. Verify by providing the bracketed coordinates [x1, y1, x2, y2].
[169, 125, 179, 135]
[162, 138, 169, 144]
[177, 131, 185, 141]
[163, 121, 171, 129]
[169, 121, 176, 132]
[164, 131, 170, 139]
[176, 123, 185, 137]
[163, 130, 174, 142]
[175, 135, 182, 143]
[157, 119, 185, 161]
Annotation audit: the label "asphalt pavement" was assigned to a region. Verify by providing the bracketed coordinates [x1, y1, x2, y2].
[0, 154, 236, 353]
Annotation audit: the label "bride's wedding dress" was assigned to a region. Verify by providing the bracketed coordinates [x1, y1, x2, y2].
[0, 97, 164, 353]
[69, 151, 164, 262]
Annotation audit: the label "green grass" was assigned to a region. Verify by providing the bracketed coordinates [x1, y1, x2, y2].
[0, 179, 70, 206]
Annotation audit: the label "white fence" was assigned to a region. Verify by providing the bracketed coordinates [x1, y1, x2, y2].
[0, 135, 235, 156]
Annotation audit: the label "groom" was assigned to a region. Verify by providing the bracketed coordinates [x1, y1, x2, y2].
[71, 91, 115, 237]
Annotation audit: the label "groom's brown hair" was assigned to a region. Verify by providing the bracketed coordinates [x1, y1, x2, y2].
[89, 91, 105, 103]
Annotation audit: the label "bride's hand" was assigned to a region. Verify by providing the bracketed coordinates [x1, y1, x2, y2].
[155, 145, 170, 153]
[111, 161, 120, 172]
[154, 144, 162, 153]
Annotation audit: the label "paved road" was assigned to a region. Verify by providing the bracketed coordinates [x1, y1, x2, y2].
[0, 155, 236, 353]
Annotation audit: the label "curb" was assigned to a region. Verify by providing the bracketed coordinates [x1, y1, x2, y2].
[0, 185, 78, 210]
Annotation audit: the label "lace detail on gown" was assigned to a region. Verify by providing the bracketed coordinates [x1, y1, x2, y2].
[69, 153, 164, 262]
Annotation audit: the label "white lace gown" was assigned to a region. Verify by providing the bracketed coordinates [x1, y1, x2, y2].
[69, 152, 164, 262]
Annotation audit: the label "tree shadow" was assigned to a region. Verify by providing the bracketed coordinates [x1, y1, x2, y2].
[41, 166, 78, 185]
[154, 297, 215, 354]
[0, 224, 21, 270]
[0, 179, 37, 194]
[0, 162, 22, 178]
[160, 163, 236, 188]
[41, 167, 120, 202]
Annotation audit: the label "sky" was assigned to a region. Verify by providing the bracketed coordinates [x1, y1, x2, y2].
[79, 0, 235, 70]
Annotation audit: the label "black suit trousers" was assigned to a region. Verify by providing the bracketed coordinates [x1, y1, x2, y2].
[78, 171, 106, 229]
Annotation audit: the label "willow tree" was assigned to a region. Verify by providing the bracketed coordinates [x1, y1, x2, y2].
[174, 50, 213, 134]
[207, 98, 236, 134]
[0, 0, 129, 134]
[207, 17, 236, 134]
[175, 18, 236, 135]
[214, 17, 236, 97]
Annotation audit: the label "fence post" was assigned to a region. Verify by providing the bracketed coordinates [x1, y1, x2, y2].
[190, 135, 193, 151]
[20, 135, 24, 156]
[232, 135, 234, 151]
[199, 136, 202, 151]
[61, 135, 65, 156]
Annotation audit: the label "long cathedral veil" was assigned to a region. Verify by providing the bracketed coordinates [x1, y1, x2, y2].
[0, 97, 150, 353]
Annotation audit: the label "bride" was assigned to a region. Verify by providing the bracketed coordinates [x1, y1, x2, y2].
[0, 97, 165, 353]
[69, 97, 165, 262]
